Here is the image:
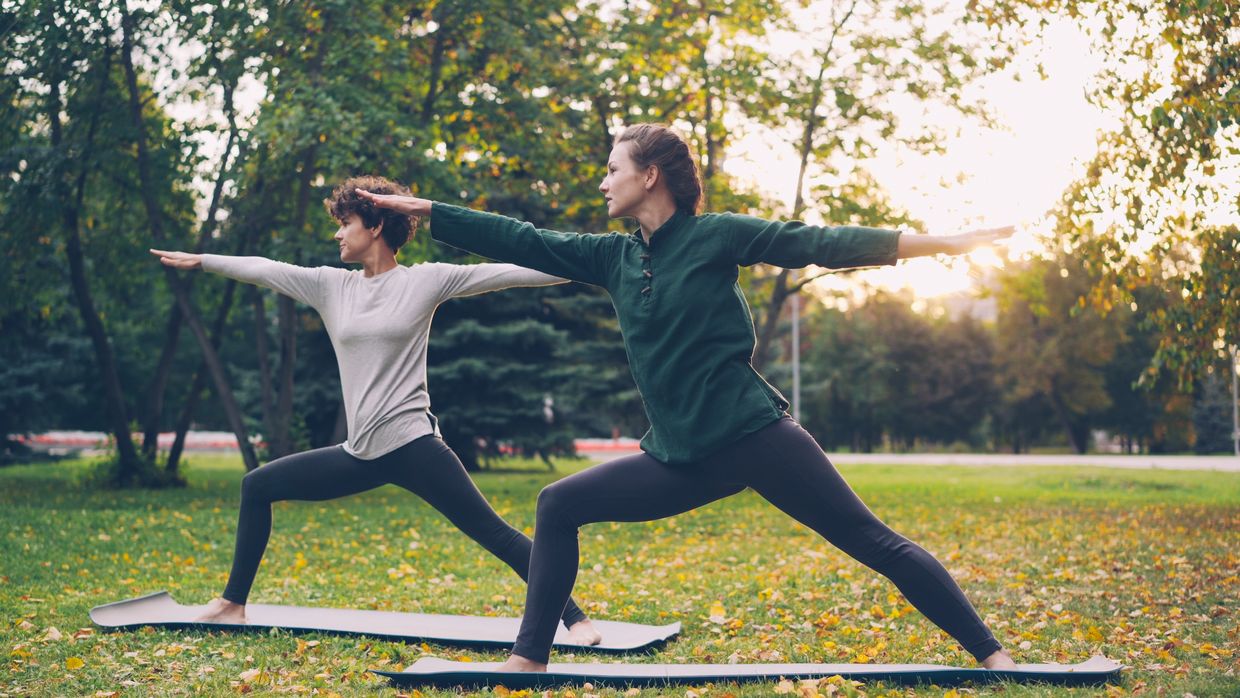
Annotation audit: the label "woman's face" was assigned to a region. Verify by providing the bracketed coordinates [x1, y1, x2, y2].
[333, 213, 380, 263]
[599, 141, 650, 219]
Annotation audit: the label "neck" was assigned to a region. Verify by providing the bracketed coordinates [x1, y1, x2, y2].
[635, 195, 680, 243]
[361, 252, 398, 278]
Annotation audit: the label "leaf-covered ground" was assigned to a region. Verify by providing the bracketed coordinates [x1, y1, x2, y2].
[2, 456, 1236, 697]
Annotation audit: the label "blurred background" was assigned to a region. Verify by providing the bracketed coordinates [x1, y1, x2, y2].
[2, 0, 1236, 485]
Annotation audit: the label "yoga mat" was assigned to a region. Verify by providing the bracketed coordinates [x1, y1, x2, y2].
[375, 655, 1123, 689]
[90, 591, 679, 653]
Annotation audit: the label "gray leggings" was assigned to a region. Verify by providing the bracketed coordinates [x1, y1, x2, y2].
[221, 434, 589, 629]
[513, 416, 1001, 663]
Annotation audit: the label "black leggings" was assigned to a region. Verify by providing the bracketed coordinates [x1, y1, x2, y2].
[513, 417, 1001, 663]
[221, 434, 588, 629]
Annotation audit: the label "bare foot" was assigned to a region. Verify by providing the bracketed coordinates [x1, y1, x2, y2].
[195, 598, 246, 624]
[496, 653, 547, 672]
[565, 619, 602, 646]
[981, 648, 1017, 670]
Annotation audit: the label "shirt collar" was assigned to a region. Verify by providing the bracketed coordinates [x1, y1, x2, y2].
[630, 209, 691, 247]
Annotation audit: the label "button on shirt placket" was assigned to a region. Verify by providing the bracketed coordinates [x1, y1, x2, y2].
[639, 251, 653, 304]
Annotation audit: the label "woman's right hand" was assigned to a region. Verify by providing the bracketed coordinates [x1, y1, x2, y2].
[149, 249, 203, 270]
[355, 189, 434, 218]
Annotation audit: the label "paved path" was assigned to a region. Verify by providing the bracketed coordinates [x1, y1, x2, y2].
[577, 447, 1240, 472]
[18, 431, 1240, 472]
[823, 453, 1240, 472]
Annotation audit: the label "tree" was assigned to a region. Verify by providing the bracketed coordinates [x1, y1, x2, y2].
[971, 0, 1239, 385]
[1193, 368, 1234, 455]
[118, 0, 259, 472]
[991, 253, 1123, 454]
[798, 289, 997, 451]
[4, 3, 155, 482]
[747, 0, 1007, 369]
[428, 285, 578, 471]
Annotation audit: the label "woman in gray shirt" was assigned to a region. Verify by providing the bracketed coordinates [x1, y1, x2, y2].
[150, 175, 600, 645]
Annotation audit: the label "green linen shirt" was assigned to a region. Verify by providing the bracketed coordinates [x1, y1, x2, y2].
[431, 202, 902, 464]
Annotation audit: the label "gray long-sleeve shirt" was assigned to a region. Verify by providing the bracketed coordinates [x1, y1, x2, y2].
[201, 254, 564, 459]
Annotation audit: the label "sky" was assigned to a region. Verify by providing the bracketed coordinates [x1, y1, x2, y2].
[724, 17, 1112, 302]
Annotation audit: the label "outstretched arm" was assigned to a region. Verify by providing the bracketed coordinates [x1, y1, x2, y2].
[150, 249, 325, 307]
[437, 263, 567, 302]
[727, 213, 1012, 269]
[896, 226, 1013, 259]
[353, 191, 433, 218]
[150, 249, 203, 270]
[357, 189, 614, 287]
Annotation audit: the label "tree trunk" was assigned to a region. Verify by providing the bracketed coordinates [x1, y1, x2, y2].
[142, 81, 239, 460]
[167, 186, 267, 474]
[753, 269, 792, 371]
[1048, 389, 1089, 454]
[271, 294, 298, 457]
[142, 305, 182, 458]
[267, 139, 319, 458]
[166, 270, 246, 473]
[49, 46, 144, 479]
[119, 2, 258, 471]
[420, 3, 451, 125]
[752, 3, 858, 371]
[252, 285, 275, 446]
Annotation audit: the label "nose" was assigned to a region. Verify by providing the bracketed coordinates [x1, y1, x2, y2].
[333, 228, 344, 241]
[599, 178, 608, 194]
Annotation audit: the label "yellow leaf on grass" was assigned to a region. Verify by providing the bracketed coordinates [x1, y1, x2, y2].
[239, 668, 264, 683]
[65, 657, 84, 670]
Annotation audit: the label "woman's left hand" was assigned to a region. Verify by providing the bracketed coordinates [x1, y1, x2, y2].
[357, 189, 433, 218]
[949, 226, 1014, 255]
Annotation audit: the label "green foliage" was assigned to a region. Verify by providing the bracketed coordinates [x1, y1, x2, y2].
[1150, 227, 1240, 386]
[429, 280, 618, 470]
[798, 290, 997, 452]
[1192, 368, 1236, 455]
[84, 435, 187, 489]
[0, 0, 1220, 468]
[991, 254, 1122, 454]
[970, 0, 1239, 384]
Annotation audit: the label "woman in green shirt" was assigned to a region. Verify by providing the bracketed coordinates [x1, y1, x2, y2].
[359, 123, 1016, 671]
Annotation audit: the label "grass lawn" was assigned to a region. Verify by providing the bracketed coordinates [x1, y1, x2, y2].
[2, 454, 1237, 696]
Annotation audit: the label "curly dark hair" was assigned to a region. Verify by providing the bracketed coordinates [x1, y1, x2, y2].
[615, 123, 704, 215]
[323, 175, 416, 252]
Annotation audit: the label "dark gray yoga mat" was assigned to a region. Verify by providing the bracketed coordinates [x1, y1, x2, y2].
[375, 656, 1123, 689]
[90, 591, 679, 653]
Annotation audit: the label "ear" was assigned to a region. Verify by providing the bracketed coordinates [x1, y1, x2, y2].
[644, 164, 660, 192]
[370, 219, 384, 239]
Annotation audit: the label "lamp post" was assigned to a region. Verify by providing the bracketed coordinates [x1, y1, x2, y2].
[791, 288, 801, 422]
[1232, 345, 1238, 457]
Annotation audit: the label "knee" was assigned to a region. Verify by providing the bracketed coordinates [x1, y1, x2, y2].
[239, 468, 271, 504]
[842, 521, 915, 567]
[535, 481, 575, 526]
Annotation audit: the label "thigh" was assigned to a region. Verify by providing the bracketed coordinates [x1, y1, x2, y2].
[734, 419, 888, 542]
[382, 436, 506, 523]
[246, 445, 390, 503]
[541, 451, 745, 527]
